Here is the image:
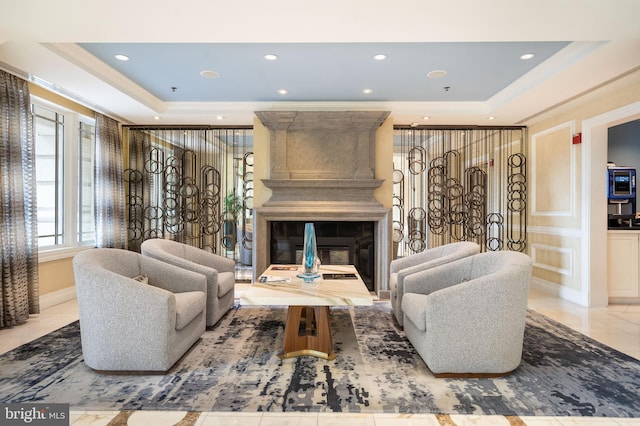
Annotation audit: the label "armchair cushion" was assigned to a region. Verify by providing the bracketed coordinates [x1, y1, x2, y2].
[401, 293, 428, 332]
[217, 271, 236, 297]
[174, 291, 207, 330]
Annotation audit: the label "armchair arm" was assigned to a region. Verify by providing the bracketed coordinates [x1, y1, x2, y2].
[390, 248, 441, 273]
[148, 254, 220, 295]
[189, 249, 236, 273]
[402, 255, 473, 296]
[396, 253, 468, 285]
[140, 256, 207, 294]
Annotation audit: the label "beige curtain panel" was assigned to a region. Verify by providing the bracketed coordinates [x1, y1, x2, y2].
[0, 70, 39, 327]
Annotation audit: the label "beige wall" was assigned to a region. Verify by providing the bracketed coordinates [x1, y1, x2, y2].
[527, 70, 640, 304]
[39, 258, 76, 294]
[374, 118, 394, 208]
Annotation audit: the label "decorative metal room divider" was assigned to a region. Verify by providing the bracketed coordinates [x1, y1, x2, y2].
[392, 127, 527, 258]
[123, 127, 253, 263]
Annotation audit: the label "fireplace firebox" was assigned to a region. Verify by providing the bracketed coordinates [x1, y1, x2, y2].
[270, 221, 375, 290]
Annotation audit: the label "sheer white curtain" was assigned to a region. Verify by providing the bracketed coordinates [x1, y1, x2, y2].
[0, 71, 39, 327]
[94, 113, 127, 249]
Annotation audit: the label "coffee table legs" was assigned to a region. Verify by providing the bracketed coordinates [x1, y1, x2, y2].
[279, 305, 336, 360]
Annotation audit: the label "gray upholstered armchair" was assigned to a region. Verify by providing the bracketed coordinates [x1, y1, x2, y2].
[390, 241, 480, 326]
[72, 248, 207, 372]
[141, 238, 236, 327]
[401, 250, 533, 377]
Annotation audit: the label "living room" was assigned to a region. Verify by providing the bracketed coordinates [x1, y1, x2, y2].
[2, 1, 640, 425]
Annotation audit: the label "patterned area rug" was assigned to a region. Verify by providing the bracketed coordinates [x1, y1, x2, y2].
[1, 302, 640, 416]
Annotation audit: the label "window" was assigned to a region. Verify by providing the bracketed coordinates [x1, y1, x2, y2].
[33, 104, 64, 246]
[33, 99, 96, 253]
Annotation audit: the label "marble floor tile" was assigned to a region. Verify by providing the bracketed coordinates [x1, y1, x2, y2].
[371, 413, 441, 425]
[259, 413, 319, 426]
[551, 417, 640, 425]
[197, 412, 263, 426]
[447, 414, 513, 425]
[70, 411, 119, 425]
[518, 417, 563, 426]
[317, 413, 376, 426]
[124, 410, 196, 425]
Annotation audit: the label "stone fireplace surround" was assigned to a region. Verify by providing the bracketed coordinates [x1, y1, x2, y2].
[253, 111, 392, 298]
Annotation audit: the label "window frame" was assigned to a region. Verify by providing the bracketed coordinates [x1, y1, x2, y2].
[32, 96, 96, 262]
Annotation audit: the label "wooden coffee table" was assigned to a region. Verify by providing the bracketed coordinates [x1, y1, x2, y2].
[240, 264, 373, 360]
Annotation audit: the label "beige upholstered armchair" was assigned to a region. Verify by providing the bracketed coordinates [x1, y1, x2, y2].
[389, 241, 480, 326]
[72, 248, 207, 372]
[401, 250, 533, 377]
[141, 238, 236, 327]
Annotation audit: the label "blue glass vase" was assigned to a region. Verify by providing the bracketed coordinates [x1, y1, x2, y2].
[297, 222, 320, 282]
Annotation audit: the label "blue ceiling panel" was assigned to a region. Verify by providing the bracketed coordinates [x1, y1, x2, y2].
[78, 42, 570, 102]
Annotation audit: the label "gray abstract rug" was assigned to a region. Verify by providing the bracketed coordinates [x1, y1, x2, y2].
[1, 302, 640, 417]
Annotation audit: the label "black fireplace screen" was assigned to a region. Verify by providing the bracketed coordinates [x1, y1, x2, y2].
[270, 221, 375, 291]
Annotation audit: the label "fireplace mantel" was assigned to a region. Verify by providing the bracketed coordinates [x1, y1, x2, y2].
[262, 178, 384, 206]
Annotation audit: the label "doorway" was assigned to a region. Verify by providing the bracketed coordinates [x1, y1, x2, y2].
[584, 101, 640, 306]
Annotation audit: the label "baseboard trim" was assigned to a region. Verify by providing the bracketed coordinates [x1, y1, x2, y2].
[530, 277, 588, 307]
[609, 297, 640, 305]
[39, 286, 77, 311]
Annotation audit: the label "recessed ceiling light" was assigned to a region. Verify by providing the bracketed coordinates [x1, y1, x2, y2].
[216, 115, 225, 120]
[200, 70, 220, 79]
[373, 54, 387, 61]
[264, 54, 279, 61]
[520, 53, 535, 60]
[277, 89, 288, 95]
[363, 88, 373, 94]
[114, 54, 129, 61]
[423, 116, 430, 120]
[427, 70, 447, 78]
[153, 116, 160, 120]
[488, 116, 496, 120]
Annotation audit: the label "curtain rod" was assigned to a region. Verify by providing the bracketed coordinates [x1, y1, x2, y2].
[393, 125, 526, 130]
[124, 125, 253, 130]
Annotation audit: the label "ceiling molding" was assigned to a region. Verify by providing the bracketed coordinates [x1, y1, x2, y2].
[43, 43, 165, 114]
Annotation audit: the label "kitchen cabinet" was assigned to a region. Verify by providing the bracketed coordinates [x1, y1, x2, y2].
[607, 230, 640, 298]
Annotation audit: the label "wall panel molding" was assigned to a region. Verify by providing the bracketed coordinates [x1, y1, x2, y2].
[527, 225, 582, 238]
[531, 243, 574, 276]
[531, 121, 576, 217]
